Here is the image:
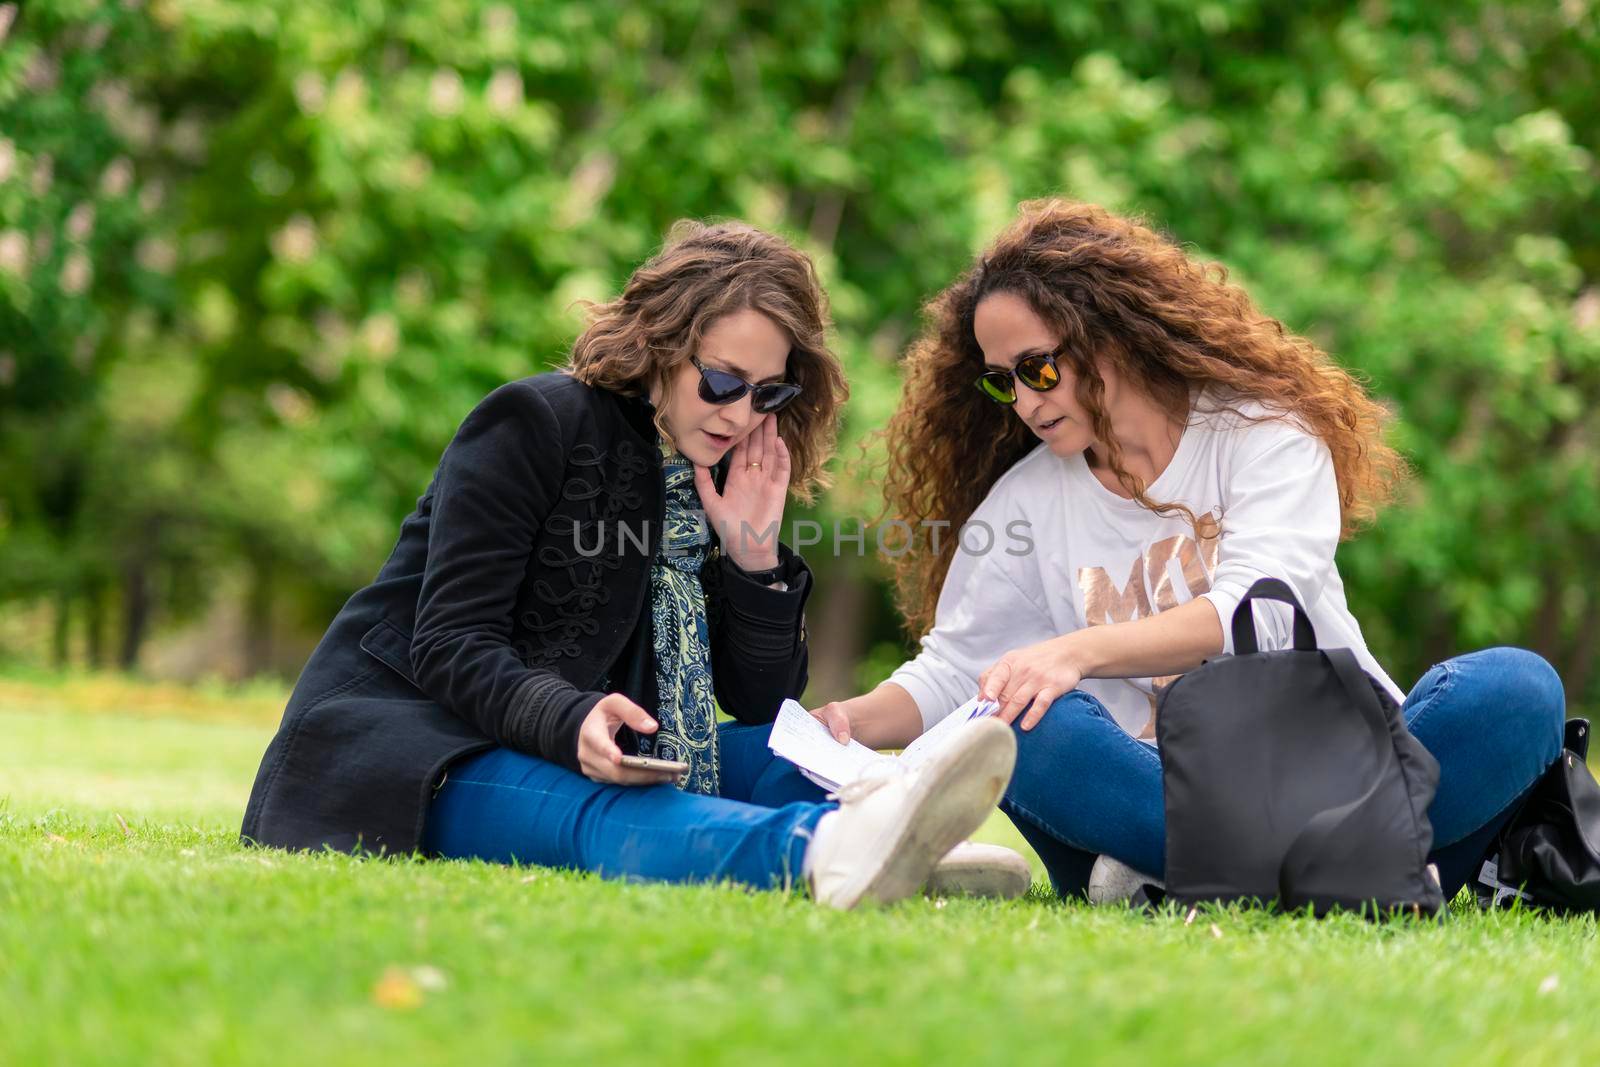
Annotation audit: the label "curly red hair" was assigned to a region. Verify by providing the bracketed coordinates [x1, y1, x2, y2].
[880, 198, 1409, 636]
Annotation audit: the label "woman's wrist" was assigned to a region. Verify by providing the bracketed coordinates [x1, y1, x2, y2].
[729, 552, 782, 575]
[854, 683, 924, 749]
[1053, 631, 1101, 679]
[726, 547, 785, 589]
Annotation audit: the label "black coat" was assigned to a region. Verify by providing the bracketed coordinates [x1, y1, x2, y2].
[240, 373, 813, 855]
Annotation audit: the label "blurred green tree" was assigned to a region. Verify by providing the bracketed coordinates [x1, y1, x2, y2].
[1, 1, 1596, 708]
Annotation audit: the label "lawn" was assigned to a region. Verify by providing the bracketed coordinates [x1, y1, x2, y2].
[2, 671, 1596, 1067]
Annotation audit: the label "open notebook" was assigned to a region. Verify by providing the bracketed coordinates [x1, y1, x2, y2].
[766, 695, 1001, 792]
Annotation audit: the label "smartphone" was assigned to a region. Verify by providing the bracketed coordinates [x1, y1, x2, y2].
[618, 754, 690, 776]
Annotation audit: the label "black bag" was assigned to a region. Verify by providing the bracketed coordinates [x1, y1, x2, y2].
[1476, 718, 1600, 913]
[1154, 577, 1444, 916]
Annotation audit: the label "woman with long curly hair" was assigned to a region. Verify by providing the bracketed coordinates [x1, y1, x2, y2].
[811, 199, 1565, 901]
[241, 220, 1017, 908]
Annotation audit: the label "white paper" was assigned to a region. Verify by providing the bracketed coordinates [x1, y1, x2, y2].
[767, 695, 999, 790]
[766, 700, 897, 791]
[898, 695, 1000, 768]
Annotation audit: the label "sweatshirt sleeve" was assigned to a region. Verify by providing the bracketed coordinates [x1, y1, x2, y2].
[887, 487, 1056, 733]
[1198, 420, 1342, 654]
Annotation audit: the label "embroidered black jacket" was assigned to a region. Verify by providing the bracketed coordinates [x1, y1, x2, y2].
[240, 373, 812, 855]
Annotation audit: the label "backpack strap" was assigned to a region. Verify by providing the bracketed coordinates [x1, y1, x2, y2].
[1232, 577, 1318, 654]
[1566, 718, 1590, 762]
[1322, 646, 1389, 722]
[1278, 647, 1431, 910]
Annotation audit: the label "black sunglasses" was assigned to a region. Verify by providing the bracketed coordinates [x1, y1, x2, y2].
[691, 356, 802, 414]
[973, 345, 1065, 405]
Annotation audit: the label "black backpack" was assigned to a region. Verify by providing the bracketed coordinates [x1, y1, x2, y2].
[1153, 578, 1444, 916]
[1476, 718, 1600, 914]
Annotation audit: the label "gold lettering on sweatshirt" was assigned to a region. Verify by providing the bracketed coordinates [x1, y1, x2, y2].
[1145, 536, 1184, 613]
[1077, 529, 1220, 626]
[1079, 556, 1151, 625]
[1075, 513, 1223, 723]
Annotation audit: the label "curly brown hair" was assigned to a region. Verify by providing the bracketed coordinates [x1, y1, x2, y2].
[880, 198, 1409, 636]
[565, 219, 847, 503]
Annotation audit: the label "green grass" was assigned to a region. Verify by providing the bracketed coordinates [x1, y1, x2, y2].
[3, 673, 1598, 1067]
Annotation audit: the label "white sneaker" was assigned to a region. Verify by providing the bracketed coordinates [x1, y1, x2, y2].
[1086, 854, 1163, 906]
[807, 718, 1017, 910]
[926, 841, 1032, 899]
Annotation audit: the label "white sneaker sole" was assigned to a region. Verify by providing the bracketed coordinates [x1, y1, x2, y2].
[830, 718, 1017, 909]
[926, 847, 1033, 900]
[1086, 853, 1162, 906]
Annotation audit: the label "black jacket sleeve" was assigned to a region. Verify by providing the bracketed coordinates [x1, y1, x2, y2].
[409, 381, 604, 771]
[703, 543, 812, 724]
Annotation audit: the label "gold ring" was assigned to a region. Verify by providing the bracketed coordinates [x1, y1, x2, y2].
[747, 462, 763, 471]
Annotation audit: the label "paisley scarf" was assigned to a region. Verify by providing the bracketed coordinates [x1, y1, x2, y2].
[637, 451, 720, 794]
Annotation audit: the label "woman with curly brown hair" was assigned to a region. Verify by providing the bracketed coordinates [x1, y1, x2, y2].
[241, 220, 1017, 908]
[811, 199, 1565, 901]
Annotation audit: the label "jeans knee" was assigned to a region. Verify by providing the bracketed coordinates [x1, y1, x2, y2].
[1460, 646, 1566, 762]
[1513, 649, 1566, 759]
[1007, 691, 1117, 794]
[1008, 690, 1112, 742]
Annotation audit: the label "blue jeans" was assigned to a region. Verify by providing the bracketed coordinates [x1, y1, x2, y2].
[422, 720, 832, 889]
[1002, 647, 1567, 899]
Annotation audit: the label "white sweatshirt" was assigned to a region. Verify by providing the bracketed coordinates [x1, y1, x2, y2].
[887, 396, 1404, 737]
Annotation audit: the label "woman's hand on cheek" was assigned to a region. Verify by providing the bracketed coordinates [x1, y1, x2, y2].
[979, 635, 1085, 730]
[693, 414, 789, 572]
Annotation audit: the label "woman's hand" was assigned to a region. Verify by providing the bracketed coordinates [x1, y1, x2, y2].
[695, 415, 789, 572]
[808, 700, 854, 745]
[805, 684, 926, 751]
[576, 694, 681, 786]
[979, 634, 1086, 730]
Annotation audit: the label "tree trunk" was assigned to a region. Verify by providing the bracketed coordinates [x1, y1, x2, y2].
[119, 558, 150, 671]
[52, 590, 71, 669]
[802, 556, 870, 706]
[85, 577, 106, 668]
[1418, 590, 1460, 677]
[1560, 585, 1597, 705]
[243, 554, 275, 678]
[1531, 563, 1567, 665]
